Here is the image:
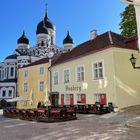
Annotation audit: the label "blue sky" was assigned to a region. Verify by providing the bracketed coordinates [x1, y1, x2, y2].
[0, 0, 126, 62]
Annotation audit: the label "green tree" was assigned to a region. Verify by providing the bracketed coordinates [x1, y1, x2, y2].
[119, 5, 137, 38]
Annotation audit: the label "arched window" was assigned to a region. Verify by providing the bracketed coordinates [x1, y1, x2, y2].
[51, 36, 53, 45]
[41, 41, 44, 47]
[1, 88, 7, 97]
[8, 87, 13, 98]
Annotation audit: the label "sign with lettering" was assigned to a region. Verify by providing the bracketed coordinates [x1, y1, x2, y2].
[65, 85, 81, 92]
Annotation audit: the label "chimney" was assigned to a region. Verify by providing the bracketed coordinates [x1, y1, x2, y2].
[90, 29, 97, 40]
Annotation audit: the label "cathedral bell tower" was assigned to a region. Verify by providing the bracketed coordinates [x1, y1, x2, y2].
[36, 6, 56, 49]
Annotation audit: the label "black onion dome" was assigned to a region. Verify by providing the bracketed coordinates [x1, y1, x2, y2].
[63, 31, 73, 44]
[36, 20, 49, 35]
[17, 31, 29, 44]
[5, 54, 18, 60]
[44, 11, 55, 30]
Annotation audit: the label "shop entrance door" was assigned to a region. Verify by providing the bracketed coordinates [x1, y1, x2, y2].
[100, 94, 106, 105]
[70, 94, 74, 105]
[51, 94, 59, 106]
[61, 94, 64, 105]
[81, 94, 86, 103]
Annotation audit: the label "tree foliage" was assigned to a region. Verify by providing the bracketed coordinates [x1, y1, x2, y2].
[119, 5, 137, 38]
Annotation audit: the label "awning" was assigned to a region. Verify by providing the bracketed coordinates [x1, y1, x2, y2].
[6, 96, 30, 102]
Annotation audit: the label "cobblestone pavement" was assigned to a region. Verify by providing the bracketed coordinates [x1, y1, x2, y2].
[0, 109, 140, 140]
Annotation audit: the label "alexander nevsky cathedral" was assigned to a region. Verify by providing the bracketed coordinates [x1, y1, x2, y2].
[0, 7, 74, 101]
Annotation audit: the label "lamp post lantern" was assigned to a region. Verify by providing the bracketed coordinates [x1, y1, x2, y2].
[129, 53, 140, 69]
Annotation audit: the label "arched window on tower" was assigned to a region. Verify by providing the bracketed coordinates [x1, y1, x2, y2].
[51, 36, 53, 45]
[10, 67, 14, 77]
[41, 41, 44, 47]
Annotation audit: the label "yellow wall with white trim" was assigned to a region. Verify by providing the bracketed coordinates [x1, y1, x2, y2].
[17, 63, 49, 109]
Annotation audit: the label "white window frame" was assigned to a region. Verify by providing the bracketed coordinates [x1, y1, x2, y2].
[1, 89, 6, 98]
[23, 82, 28, 92]
[39, 66, 45, 75]
[8, 87, 13, 98]
[94, 93, 101, 103]
[38, 81, 44, 92]
[77, 94, 82, 103]
[92, 60, 104, 80]
[76, 65, 85, 82]
[53, 71, 59, 85]
[63, 68, 70, 83]
[24, 69, 28, 77]
[22, 101, 27, 106]
[8, 66, 15, 79]
[64, 94, 70, 105]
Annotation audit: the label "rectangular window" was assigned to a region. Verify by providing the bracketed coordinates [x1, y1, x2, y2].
[10, 67, 14, 77]
[39, 81, 44, 92]
[95, 94, 100, 103]
[94, 93, 106, 105]
[39, 67, 45, 75]
[53, 72, 58, 85]
[5, 68, 7, 78]
[24, 69, 28, 77]
[2, 90, 6, 97]
[76, 65, 84, 81]
[65, 94, 70, 105]
[8, 90, 12, 97]
[22, 101, 27, 106]
[77, 94, 82, 103]
[77, 94, 86, 103]
[23, 83, 28, 92]
[93, 61, 104, 79]
[64, 69, 70, 83]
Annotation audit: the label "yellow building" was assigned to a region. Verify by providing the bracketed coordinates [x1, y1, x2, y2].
[51, 31, 140, 109]
[17, 58, 49, 109]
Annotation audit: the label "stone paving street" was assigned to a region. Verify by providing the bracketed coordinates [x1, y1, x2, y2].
[0, 109, 140, 140]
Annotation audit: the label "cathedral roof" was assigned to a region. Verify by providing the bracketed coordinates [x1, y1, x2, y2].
[63, 31, 73, 44]
[36, 20, 49, 35]
[44, 11, 55, 30]
[36, 11, 55, 35]
[5, 54, 18, 60]
[17, 31, 29, 44]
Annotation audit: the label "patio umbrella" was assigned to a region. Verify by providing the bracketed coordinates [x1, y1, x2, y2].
[30, 89, 34, 106]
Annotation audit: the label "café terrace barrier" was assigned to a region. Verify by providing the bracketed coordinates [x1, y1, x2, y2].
[3, 106, 77, 122]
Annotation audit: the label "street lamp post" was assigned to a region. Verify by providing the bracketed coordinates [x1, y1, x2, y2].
[130, 54, 140, 69]
[121, 0, 140, 69]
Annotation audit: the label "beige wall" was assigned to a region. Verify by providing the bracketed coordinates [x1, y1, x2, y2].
[52, 47, 140, 109]
[17, 63, 49, 109]
[52, 48, 116, 105]
[113, 49, 140, 108]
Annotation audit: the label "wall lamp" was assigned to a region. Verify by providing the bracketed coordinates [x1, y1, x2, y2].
[130, 54, 140, 69]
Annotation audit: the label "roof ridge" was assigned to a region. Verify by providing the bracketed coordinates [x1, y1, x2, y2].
[108, 31, 114, 45]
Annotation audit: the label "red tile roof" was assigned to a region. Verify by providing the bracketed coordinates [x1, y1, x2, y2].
[52, 31, 138, 66]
